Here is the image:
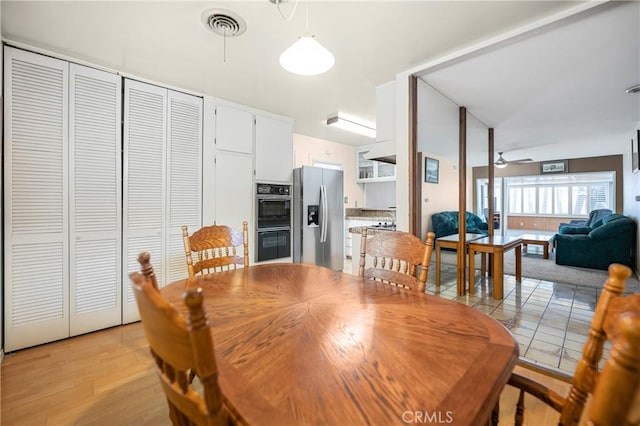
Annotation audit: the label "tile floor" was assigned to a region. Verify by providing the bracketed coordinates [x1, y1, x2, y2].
[344, 248, 634, 375]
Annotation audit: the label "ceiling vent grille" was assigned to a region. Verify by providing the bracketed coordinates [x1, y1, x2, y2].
[201, 9, 246, 37]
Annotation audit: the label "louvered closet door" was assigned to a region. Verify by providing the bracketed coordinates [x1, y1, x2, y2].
[3, 47, 69, 351]
[166, 91, 202, 283]
[69, 64, 122, 335]
[123, 79, 167, 323]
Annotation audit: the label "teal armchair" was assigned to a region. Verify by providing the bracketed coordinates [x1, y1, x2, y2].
[431, 211, 489, 239]
[555, 214, 635, 270]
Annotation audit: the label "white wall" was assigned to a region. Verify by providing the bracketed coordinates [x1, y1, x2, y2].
[421, 154, 459, 234]
[293, 133, 363, 209]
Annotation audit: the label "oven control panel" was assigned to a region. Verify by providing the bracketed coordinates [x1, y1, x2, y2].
[257, 183, 290, 196]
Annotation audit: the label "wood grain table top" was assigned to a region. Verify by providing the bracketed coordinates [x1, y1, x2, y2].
[160, 263, 519, 425]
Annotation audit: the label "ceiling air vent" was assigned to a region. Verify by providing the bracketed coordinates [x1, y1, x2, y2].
[201, 9, 246, 37]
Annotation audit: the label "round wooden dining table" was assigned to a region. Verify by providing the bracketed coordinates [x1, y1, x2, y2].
[160, 263, 519, 426]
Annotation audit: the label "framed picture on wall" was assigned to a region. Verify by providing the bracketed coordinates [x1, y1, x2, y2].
[425, 157, 439, 184]
[632, 129, 639, 173]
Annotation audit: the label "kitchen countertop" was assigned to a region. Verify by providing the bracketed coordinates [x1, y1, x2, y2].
[349, 226, 396, 235]
[346, 216, 394, 221]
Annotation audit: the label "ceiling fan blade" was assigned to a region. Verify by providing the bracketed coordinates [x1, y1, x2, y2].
[506, 158, 533, 164]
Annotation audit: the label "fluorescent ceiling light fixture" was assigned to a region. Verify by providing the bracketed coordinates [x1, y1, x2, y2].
[327, 115, 376, 138]
[279, 33, 334, 76]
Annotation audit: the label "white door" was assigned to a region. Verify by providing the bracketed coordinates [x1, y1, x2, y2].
[216, 105, 253, 154]
[4, 47, 70, 351]
[122, 79, 167, 323]
[255, 115, 293, 182]
[69, 64, 122, 335]
[214, 150, 254, 262]
[166, 91, 203, 284]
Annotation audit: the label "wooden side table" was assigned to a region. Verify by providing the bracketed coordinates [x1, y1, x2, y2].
[435, 233, 486, 286]
[468, 236, 522, 300]
[519, 233, 555, 259]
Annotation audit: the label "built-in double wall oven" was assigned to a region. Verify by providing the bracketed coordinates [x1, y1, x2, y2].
[256, 183, 291, 262]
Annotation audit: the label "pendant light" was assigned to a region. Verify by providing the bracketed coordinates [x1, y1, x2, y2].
[279, 0, 334, 76]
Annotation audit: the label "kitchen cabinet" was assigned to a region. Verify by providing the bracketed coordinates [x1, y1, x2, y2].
[214, 150, 254, 262]
[345, 218, 382, 258]
[216, 105, 253, 154]
[356, 149, 396, 182]
[255, 115, 293, 183]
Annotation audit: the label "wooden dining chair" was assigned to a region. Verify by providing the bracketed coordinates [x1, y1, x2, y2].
[130, 252, 240, 426]
[358, 229, 435, 292]
[182, 221, 249, 278]
[494, 263, 640, 425]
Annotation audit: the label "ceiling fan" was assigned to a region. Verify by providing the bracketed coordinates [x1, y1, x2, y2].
[494, 152, 533, 168]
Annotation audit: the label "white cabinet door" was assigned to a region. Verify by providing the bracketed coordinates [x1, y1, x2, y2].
[167, 91, 202, 283]
[255, 115, 293, 182]
[69, 64, 122, 336]
[214, 151, 254, 263]
[4, 47, 70, 351]
[216, 105, 253, 154]
[123, 79, 167, 323]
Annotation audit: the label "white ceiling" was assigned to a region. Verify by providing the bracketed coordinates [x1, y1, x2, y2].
[4, 0, 623, 152]
[419, 1, 640, 166]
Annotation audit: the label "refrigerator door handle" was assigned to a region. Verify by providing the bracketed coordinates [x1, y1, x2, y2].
[320, 184, 328, 242]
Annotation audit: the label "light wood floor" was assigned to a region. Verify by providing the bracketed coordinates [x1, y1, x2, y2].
[1, 322, 573, 425]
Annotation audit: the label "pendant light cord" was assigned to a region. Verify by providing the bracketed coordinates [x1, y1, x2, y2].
[305, 0, 309, 33]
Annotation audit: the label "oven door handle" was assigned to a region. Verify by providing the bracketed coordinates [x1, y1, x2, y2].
[320, 184, 328, 243]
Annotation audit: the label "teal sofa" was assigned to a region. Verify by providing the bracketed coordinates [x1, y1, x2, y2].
[431, 211, 489, 239]
[555, 214, 635, 270]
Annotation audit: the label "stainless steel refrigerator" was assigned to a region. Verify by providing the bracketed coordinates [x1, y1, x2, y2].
[293, 166, 344, 271]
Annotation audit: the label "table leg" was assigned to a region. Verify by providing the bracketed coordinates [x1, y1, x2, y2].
[543, 242, 549, 259]
[515, 244, 522, 282]
[493, 248, 504, 300]
[523, 243, 528, 254]
[436, 244, 441, 286]
[480, 253, 486, 278]
[488, 254, 494, 277]
[468, 248, 475, 295]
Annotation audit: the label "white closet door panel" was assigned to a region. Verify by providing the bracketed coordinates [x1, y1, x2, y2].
[168, 91, 202, 229]
[70, 238, 120, 334]
[123, 234, 163, 323]
[123, 79, 167, 322]
[214, 151, 254, 263]
[4, 47, 69, 351]
[69, 64, 122, 335]
[167, 91, 202, 283]
[6, 241, 69, 350]
[168, 233, 188, 283]
[216, 105, 253, 154]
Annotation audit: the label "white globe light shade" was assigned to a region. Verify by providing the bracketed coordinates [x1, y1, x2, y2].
[279, 34, 335, 76]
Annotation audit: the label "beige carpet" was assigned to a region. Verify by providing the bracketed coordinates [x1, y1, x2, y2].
[435, 250, 640, 292]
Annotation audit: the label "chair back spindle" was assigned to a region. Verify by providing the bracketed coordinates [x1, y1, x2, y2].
[359, 229, 435, 292]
